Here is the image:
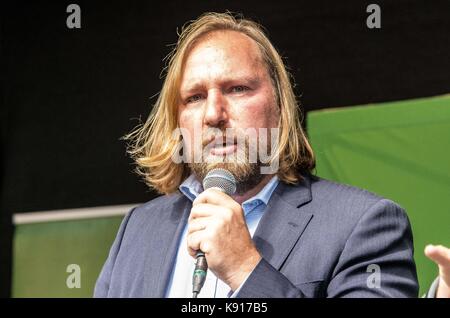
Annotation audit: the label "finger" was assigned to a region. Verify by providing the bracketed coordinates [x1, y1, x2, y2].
[193, 188, 236, 208]
[187, 217, 213, 235]
[189, 203, 227, 221]
[187, 231, 203, 258]
[186, 230, 211, 258]
[424, 245, 450, 267]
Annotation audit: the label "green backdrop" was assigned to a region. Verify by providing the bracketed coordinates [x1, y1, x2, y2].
[12, 216, 123, 297]
[307, 94, 450, 296]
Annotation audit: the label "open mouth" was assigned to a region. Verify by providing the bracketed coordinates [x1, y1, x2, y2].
[210, 142, 237, 156]
[206, 136, 238, 156]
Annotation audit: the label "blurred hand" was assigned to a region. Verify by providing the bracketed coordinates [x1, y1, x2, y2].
[425, 244, 450, 298]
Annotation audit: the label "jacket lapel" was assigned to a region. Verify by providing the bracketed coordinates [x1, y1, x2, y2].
[147, 194, 192, 297]
[253, 175, 314, 270]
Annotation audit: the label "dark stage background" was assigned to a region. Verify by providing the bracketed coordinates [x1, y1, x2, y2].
[1, 0, 449, 296]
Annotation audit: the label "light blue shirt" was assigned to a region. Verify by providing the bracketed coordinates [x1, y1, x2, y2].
[165, 174, 279, 298]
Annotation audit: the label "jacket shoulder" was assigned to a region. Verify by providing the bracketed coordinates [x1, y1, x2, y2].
[127, 191, 186, 223]
[311, 175, 382, 201]
[308, 175, 406, 220]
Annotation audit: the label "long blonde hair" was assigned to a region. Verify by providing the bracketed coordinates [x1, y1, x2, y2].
[125, 12, 315, 194]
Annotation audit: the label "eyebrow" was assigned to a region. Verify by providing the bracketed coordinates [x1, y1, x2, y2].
[180, 75, 262, 95]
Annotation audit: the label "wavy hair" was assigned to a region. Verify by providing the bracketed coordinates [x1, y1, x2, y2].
[124, 12, 315, 194]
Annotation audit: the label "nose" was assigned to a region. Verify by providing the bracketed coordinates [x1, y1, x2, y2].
[203, 89, 229, 128]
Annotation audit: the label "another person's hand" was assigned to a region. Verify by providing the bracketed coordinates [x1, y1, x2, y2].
[425, 244, 450, 298]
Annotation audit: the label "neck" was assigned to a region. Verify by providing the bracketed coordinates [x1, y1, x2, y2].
[232, 174, 275, 205]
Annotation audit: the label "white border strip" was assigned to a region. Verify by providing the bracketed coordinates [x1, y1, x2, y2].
[12, 204, 141, 225]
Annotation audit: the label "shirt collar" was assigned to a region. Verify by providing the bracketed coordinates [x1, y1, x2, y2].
[179, 174, 203, 202]
[179, 173, 279, 212]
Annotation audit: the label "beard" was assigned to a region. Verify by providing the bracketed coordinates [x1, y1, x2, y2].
[187, 129, 271, 195]
[189, 159, 264, 195]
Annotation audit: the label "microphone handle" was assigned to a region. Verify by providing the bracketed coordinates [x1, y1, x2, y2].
[192, 251, 208, 298]
[192, 187, 225, 297]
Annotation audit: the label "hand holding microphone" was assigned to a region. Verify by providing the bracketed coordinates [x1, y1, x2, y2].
[189, 168, 262, 297]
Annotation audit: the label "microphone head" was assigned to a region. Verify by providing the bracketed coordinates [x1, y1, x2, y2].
[202, 168, 236, 195]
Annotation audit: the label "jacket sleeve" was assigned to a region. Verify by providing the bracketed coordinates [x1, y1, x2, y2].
[236, 199, 419, 298]
[93, 208, 134, 298]
[424, 277, 440, 298]
[235, 257, 307, 298]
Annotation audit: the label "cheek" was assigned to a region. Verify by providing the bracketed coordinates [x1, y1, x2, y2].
[178, 107, 189, 128]
[177, 109, 189, 150]
[178, 107, 198, 130]
[178, 108, 200, 153]
[233, 94, 278, 128]
[178, 107, 203, 127]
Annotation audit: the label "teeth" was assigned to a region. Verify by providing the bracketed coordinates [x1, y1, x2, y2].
[212, 137, 235, 146]
[214, 142, 233, 147]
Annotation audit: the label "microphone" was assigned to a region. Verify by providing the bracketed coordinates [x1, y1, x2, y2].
[192, 168, 236, 298]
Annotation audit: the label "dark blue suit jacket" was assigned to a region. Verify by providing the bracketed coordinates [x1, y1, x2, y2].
[94, 174, 418, 297]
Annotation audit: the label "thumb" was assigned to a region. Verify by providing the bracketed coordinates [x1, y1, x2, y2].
[425, 244, 450, 268]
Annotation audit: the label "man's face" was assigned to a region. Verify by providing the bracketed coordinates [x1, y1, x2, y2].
[177, 30, 279, 190]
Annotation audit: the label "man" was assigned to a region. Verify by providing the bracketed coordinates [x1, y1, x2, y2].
[94, 12, 419, 297]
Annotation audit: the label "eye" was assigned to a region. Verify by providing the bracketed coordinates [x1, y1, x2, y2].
[186, 94, 203, 104]
[230, 86, 249, 93]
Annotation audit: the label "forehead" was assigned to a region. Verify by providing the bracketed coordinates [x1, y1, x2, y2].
[181, 30, 266, 82]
